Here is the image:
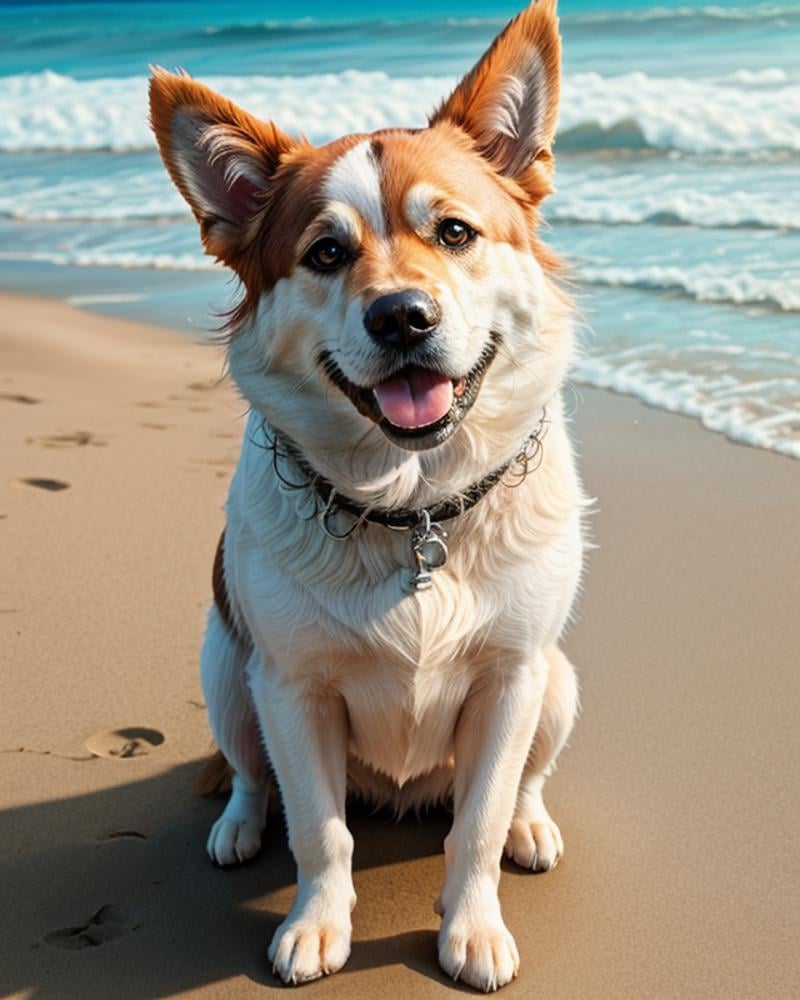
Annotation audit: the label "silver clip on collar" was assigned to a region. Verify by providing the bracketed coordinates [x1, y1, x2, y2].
[406, 509, 448, 593]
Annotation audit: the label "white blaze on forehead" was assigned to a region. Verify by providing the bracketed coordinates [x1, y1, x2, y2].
[323, 140, 386, 237]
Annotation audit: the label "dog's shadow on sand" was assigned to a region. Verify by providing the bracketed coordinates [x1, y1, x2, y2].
[0, 760, 482, 999]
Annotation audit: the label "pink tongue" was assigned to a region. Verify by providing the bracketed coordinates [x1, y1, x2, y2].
[373, 367, 454, 429]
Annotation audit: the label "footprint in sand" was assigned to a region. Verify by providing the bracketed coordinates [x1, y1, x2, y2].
[35, 430, 107, 449]
[13, 477, 70, 492]
[167, 393, 214, 412]
[84, 727, 165, 760]
[0, 392, 40, 405]
[96, 829, 147, 843]
[186, 379, 221, 392]
[42, 905, 140, 951]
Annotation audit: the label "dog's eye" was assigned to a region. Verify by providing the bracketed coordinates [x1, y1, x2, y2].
[303, 238, 348, 272]
[438, 219, 476, 250]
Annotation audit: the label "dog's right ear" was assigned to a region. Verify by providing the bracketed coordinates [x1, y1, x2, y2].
[149, 68, 297, 266]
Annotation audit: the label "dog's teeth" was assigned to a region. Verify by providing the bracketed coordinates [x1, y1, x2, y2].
[453, 377, 467, 398]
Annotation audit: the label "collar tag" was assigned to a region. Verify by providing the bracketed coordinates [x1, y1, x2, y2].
[406, 509, 448, 593]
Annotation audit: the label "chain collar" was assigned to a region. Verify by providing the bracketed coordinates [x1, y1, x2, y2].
[255, 411, 548, 591]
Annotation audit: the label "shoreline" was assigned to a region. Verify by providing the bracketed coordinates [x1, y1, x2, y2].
[2, 292, 799, 999]
[2, 262, 797, 465]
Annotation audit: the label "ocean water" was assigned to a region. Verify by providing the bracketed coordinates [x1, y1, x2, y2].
[1, 0, 798, 458]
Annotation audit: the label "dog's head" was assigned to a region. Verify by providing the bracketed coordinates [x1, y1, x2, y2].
[150, 0, 571, 495]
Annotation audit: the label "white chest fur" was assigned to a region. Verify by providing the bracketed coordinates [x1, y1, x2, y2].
[224, 412, 585, 786]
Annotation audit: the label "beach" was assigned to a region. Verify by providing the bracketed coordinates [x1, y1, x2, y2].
[1, 291, 798, 1000]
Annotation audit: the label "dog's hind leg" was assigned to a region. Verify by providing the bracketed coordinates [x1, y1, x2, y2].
[505, 644, 578, 873]
[200, 604, 270, 866]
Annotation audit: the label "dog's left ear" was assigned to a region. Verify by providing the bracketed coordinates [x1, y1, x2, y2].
[429, 0, 560, 192]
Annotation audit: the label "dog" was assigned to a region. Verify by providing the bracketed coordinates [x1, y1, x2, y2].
[149, 0, 584, 990]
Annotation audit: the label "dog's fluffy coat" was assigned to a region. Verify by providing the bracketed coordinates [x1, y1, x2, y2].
[150, 0, 586, 991]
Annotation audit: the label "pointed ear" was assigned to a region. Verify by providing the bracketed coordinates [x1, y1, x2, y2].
[429, 0, 561, 188]
[148, 68, 297, 265]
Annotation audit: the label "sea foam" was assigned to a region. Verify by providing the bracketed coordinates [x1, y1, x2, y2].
[548, 189, 800, 231]
[2, 68, 799, 156]
[579, 264, 800, 313]
[573, 352, 800, 460]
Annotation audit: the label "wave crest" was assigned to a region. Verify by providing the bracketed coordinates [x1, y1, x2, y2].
[1, 68, 798, 156]
[580, 263, 800, 313]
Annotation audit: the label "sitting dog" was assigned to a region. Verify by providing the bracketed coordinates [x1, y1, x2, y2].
[150, 0, 584, 990]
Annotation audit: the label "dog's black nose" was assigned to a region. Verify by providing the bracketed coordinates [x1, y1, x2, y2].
[363, 289, 441, 351]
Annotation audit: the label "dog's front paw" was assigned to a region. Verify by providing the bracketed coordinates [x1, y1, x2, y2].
[207, 816, 263, 866]
[438, 913, 519, 992]
[268, 917, 351, 984]
[504, 814, 563, 872]
[206, 786, 267, 866]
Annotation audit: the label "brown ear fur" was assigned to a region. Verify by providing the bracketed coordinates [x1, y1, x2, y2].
[429, 0, 561, 196]
[148, 68, 298, 267]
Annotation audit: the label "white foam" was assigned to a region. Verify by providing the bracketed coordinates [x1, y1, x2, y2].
[0, 70, 439, 152]
[573, 352, 800, 460]
[579, 263, 800, 312]
[567, 3, 800, 23]
[448, 5, 799, 26]
[2, 67, 799, 155]
[68, 293, 146, 306]
[559, 71, 800, 155]
[0, 248, 216, 271]
[548, 187, 800, 231]
[0, 175, 188, 222]
[723, 68, 789, 85]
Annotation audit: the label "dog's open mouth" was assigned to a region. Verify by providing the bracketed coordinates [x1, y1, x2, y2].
[320, 336, 499, 451]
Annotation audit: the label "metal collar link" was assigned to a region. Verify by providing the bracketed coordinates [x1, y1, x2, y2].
[254, 411, 548, 591]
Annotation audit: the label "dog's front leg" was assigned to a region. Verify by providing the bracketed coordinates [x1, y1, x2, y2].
[249, 665, 355, 985]
[437, 655, 547, 992]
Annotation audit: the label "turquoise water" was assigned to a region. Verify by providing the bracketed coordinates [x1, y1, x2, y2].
[1, 0, 798, 456]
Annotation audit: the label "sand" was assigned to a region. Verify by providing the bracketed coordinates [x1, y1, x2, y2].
[1, 292, 798, 1000]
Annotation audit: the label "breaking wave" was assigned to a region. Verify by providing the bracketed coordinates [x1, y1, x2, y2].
[2, 68, 798, 156]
